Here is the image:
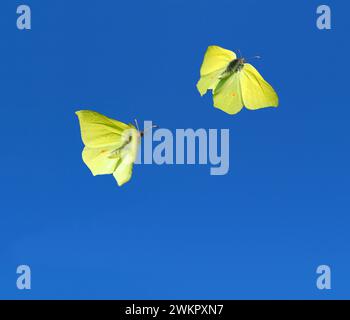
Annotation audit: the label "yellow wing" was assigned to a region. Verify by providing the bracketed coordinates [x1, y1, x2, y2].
[76, 110, 130, 148]
[82, 146, 121, 176]
[83, 144, 136, 186]
[213, 72, 244, 115]
[113, 158, 134, 187]
[240, 63, 279, 110]
[196, 46, 236, 96]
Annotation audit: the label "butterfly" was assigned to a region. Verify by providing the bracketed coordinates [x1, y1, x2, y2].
[197, 45, 279, 115]
[76, 110, 142, 186]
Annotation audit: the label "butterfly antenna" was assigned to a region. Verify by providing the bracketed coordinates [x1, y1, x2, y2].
[245, 55, 261, 63]
[237, 49, 242, 58]
[134, 119, 140, 132]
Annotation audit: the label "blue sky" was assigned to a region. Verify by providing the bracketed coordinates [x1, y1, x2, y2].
[0, 0, 349, 299]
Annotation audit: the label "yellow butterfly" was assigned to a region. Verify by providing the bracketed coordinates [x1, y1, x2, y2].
[76, 110, 141, 186]
[197, 45, 279, 115]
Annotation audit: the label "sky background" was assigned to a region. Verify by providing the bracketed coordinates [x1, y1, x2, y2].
[0, 0, 349, 299]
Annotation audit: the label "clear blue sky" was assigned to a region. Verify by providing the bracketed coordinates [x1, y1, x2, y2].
[0, 0, 349, 299]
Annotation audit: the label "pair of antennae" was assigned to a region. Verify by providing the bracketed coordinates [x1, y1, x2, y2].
[236, 49, 261, 61]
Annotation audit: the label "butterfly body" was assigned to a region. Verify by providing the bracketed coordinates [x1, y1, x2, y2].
[197, 45, 279, 115]
[225, 58, 245, 74]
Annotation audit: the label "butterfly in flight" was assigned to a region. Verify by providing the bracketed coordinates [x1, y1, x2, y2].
[197, 45, 279, 115]
[76, 110, 147, 186]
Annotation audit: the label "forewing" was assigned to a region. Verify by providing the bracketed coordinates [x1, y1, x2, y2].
[76, 110, 130, 148]
[196, 46, 236, 96]
[199, 46, 236, 76]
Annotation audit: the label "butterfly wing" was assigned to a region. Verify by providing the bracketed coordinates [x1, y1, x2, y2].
[197, 46, 236, 96]
[76, 110, 130, 148]
[82, 146, 121, 176]
[213, 72, 244, 115]
[240, 63, 279, 110]
[113, 158, 133, 187]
